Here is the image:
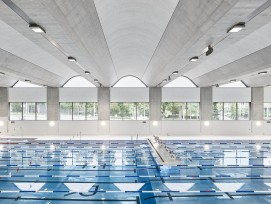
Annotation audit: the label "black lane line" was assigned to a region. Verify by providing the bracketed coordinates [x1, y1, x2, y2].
[144, 194, 223, 200]
[209, 177, 215, 182]
[64, 192, 77, 197]
[0, 180, 136, 184]
[147, 139, 164, 162]
[0, 196, 138, 202]
[167, 193, 173, 201]
[79, 185, 99, 197]
[231, 193, 271, 197]
[136, 196, 140, 204]
[225, 192, 234, 199]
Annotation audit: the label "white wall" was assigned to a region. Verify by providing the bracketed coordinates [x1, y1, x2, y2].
[59, 88, 97, 102]
[213, 87, 251, 102]
[264, 87, 271, 102]
[110, 88, 149, 102]
[162, 88, 200, 102]
[9, 88, 47, 102]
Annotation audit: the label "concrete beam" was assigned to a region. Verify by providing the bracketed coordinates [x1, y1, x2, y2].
[149, 87, 161, 121]
[98, 88, 110, 120]
[251, 87, 264, 120]
[47, 87, 59, 121]
[200, 87, 213, 121]
[0, 87, 8, 117]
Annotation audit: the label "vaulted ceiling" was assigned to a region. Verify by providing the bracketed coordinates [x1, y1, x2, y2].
[0, 0, 271, 87]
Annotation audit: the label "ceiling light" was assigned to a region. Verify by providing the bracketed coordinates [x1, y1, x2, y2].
[68, 56, 76, 62]
[162, 79, 167, 83]
[29, 23, 46, 33]
[172, 71, 178, 75]
[206, 45, 213, 56]
[227, 23, 245, 33]
[267, 85, 271, 87]
[25, 80, 31, 83]
[94, 79, 99, 82]
[0, 72, 5, 76]
[189, 56, 199, 62]
[43, 85, 47, 87]
[258, 71, 267, 75]
[84, 71, 90, 75]
[230, 79, 236, 82]
[168, 76, 171, 81]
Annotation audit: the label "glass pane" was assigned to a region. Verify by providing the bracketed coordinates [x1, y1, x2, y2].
[73, 103, 86, 120]
[110, 103, 122, 120]
[213, 102, 223, 120]
[161, 102, 174, 120]
[224, 103, 237, 120]
[174, 103, 186, 120]
[37, 103, 47, 120]
[122, 103, 136, 120]
[10, 103, 22, 120]
[186, 103, 200, 120]
[60, 103, 72, 120]
[264, 103, 271, 120]
[23, 102, 36, 120]
[86, 103, 98, 120]
[136, 103, 149, 120]
[237, 103, 250, 120]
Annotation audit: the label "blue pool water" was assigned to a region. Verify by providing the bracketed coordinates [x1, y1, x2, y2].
[1, 138, 271, 203]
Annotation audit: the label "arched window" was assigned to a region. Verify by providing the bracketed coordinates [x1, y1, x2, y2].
[63, 76, 95, 87]
[13, 81, 42, 87]
[164, 76, 196, 87]
[219, 81, 246, 87]
[113, 76, 146, 87]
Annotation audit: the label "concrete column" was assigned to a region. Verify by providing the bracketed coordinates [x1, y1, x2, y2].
[200, 87, 213, 121]
[47, 87, 59, 121]
[98, 87, 110, 120]
[149, 87, 161, 121]
[251, 87, 264, 120]
[0, 87, 8, 117]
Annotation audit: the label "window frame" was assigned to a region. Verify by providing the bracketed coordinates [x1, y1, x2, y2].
[161, 102, 200, 121]
[9, 102, 47, 121]
[212, 102, 250, 120]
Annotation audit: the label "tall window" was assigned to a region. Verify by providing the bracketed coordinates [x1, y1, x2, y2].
[10, 103, 23, 120]
[264, 103, 271, 120]
[60, 103, 72, 120]
[59, 102, 98, 120]
[110, 103, 149, 120]
[161, 102, 200, 120]
[9, 102, 47, 120]
[213, 102, 250, 120]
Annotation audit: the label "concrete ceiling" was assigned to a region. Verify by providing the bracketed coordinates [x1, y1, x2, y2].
[0, 0, 270, 87]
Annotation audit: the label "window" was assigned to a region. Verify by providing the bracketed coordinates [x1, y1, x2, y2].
[63, 76, 95, 87]
[113, 76, 146, 87]
[161, 102, 200, 120]
[186, 103, 200, 120]
[110, 103, 149, 120]
[237, 103, 250, 120]
[10, 103, 22, 120]
[23, 102, 36, 120]
[9, 102, 47, 120]
[213, 103, 223, 120]
[136, 103, 149, 120]
[60, 103, 72, 120]
[164, 76, 196, 87]
[213, 102, 250, 120]
[264, 103, 271, 120]
[59, 102, 98, 120]
[86, 103, 98, 120]
[224, 103, 237, 120]
[73, 103, 86, 120]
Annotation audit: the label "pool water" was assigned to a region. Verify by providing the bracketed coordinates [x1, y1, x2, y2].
[1, 139, 271, 203]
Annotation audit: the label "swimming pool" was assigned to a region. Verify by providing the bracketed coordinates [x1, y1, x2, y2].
[1, 138, 271, 203]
